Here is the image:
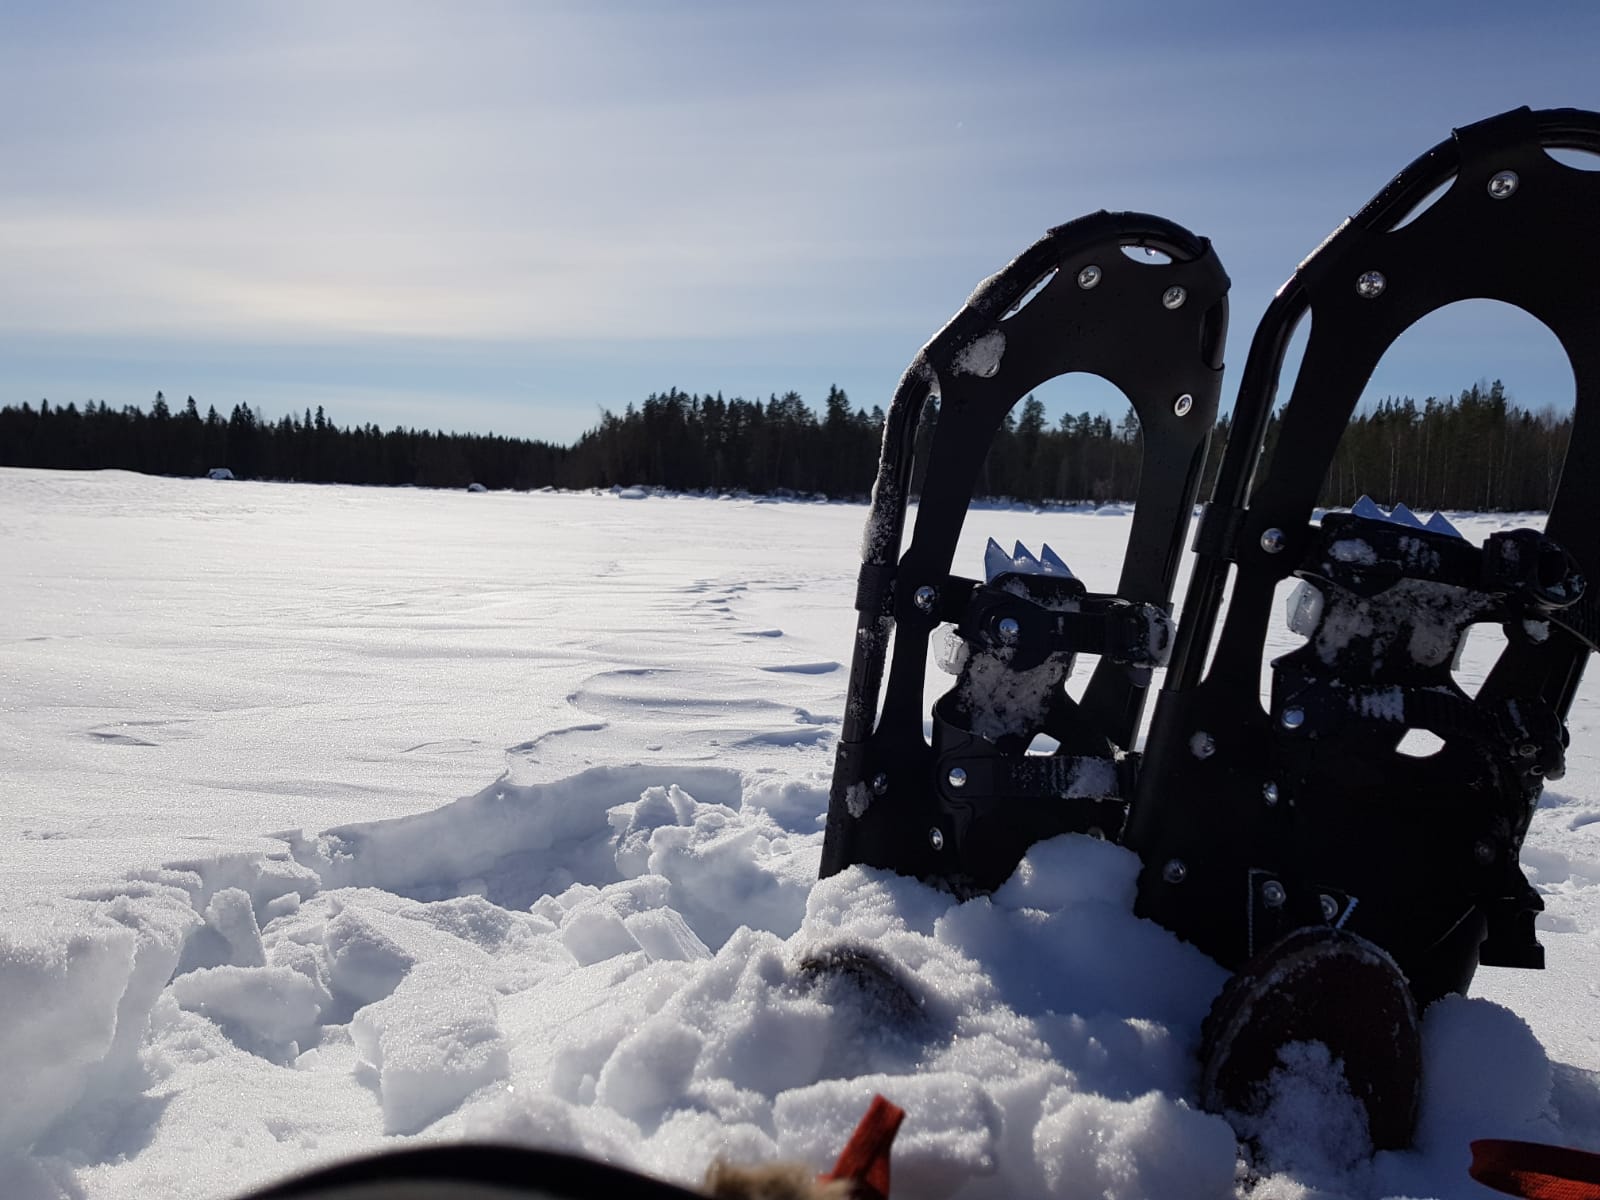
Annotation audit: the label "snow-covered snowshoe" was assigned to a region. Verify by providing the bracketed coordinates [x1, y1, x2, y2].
[1130, 107, 1600, 1011]
[821, 212, 1229, 892]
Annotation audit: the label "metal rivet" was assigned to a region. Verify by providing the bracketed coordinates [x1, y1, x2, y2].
[914, 585, 936, 612]
[1487, 170, 1519, 200]
[1261, 880, 1287, 908]
[1356, 270, 1387, 299]
[1517, 742, 1538, 759]
[1191, 732, 1216, 760]
[1162, 285, 1187, 310]
[1530, 764, 1546, 777]
[1319, 894, 1339, 921]
[947, 767, 968, 789]
[929, 826, 945, 851]
[996, 617, 1020, 644]
[1263, 781, 1280, 807]
[1077, 265, 1102, 289]
[1475, 840, 1496, 864]
[871, 772, 889, 795]
[1174, 393, 1194, 417]
[1162, 858, 1188, 884]
[1281, 707, 1306, 730]
[1260, 528, 1287, 554]
[1086, 826, 1106, 841]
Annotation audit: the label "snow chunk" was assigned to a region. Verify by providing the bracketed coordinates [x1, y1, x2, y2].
[1328, 538, 1377, 565]
[168, 964, 324, 1055]
[844, 781, 872, 818]
[323, 907, 417, 1006]
[953, 330, 1006, 377]
[1033, 1087, 1237, 1199]
[992, 834, 1140, 914]
[0, 888, 199, 1152]
[1229, 1041, 1372, 1182]
[350, 963, 510, 1134]
[1414, 994, 1552, 1148]
[594, 1014, 705, 1123]
[1354, 686, 1405, 722]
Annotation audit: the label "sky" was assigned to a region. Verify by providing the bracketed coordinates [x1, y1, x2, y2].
[3, 1, 1598, 446]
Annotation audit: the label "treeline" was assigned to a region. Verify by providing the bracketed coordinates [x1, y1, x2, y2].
[0, 379, 1574, 512]
[1295, 380, 1570, 513]
[0, 393, 567, 490]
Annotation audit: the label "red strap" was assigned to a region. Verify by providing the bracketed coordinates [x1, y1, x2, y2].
[821, 1095, 906, 1200]
[1471, 1139, 1600, 1200]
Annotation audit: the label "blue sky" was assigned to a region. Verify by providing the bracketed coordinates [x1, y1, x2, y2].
[3, 1, 1598, 444]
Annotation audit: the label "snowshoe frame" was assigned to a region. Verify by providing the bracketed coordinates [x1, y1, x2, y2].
[820, 212, 1229, 891]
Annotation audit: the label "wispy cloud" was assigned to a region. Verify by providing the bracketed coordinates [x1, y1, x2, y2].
[3, 1, 1598, 439]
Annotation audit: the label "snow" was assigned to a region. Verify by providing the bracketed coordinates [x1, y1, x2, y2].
[952, 330, 1006, 378]
[2, 467, 1598, 1200]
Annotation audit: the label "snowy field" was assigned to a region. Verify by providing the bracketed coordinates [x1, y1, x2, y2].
[2, 466, 1597, 1200]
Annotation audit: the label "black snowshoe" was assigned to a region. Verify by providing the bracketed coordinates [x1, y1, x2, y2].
[819, 212, 1230, 892]
[1129, 105, 1600, 1012]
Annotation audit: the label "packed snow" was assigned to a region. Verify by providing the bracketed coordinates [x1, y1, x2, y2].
[2, 467, 1597, 1200]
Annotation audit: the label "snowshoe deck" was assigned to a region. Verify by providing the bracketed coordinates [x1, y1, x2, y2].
[820, 212, 1229, 892]
[1129, 106, 1600, 1007]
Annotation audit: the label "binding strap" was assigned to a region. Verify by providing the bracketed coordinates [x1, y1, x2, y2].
[1470, 1139, 1600, 1200]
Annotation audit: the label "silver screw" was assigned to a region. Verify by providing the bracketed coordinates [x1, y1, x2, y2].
[1077, 265, 1102, 290]
[1162, 285, 1187, 310]
[1356, 271, 1387, 299]
[1260, 528, 1287, 554]
[929, 827, 945, 851]
[1191, 732, 1216, 760]
[1487, 170, 1519, 200]
[1162, 858, 1188, 884]
[1281, 707, 1306, 730]
[1174, 393, 1194, 417]
[947, 767, 968, 789]
[914, 585, 936, 612]
[871, 772, 889, 795]
[1474, 840, 1496, 865]
[1319, 894, 1340, 921]
[1263, 781, 1280, 807]
[1261, 880, 1287, 908]
[996, 617, 1020, 644]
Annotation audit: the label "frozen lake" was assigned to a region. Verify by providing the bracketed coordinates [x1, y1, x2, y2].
[3, 467, 1597, 1200]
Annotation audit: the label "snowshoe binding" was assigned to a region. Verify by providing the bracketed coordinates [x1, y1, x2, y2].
[1126, 106, 1600, 1141]
[820, 212, 1229, 892]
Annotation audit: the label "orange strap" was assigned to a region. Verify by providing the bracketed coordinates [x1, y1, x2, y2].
[821, 1095, 906, 1200]
[1471, 1139, 1600, 1200]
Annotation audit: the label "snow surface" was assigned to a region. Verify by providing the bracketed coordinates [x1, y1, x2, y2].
[2, 468, 1598, 1200]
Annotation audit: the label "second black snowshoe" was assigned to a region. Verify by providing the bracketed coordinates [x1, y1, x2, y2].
[819, 212, 1229, 893]
[1129, 107, 1600, 1019]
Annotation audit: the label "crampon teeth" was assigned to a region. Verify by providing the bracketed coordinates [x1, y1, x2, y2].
[1424, 511, 1461, 537]
[984, 537, 1011, 583]
[1349, 495, 1464, 539]
[1011, 540, 1041, 573]
[984, 538, 1076, 581]
[1351, 495, 1386, 521]
[1039, 543, 1075, 577]
[1389, 502, 1424, 529]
